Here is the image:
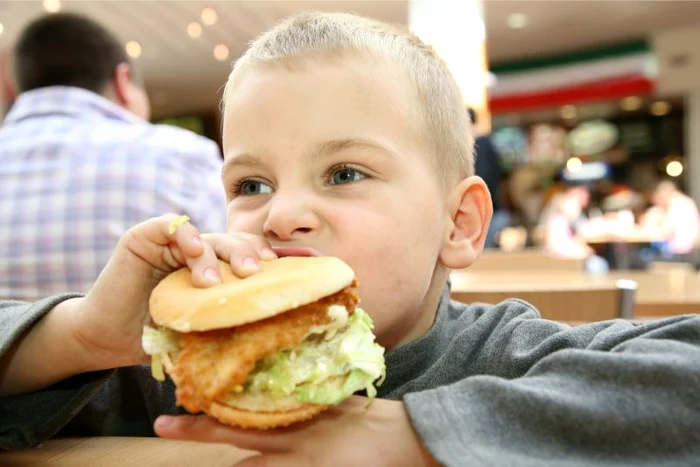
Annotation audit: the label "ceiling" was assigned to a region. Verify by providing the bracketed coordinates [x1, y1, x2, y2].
[486, 0, 700, 63]
[1, 0, 700, 118]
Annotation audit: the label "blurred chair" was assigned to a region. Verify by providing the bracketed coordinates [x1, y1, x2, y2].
[451, 279, 637, 323]
[465, 248, 584, 273]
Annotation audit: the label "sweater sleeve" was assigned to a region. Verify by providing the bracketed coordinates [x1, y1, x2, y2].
[0, 295, 111, 450]
[0, 297, 185, 451]
[404, 307, 700, 466]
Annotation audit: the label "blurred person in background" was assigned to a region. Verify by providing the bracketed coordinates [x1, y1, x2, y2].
[638, 180, 700, 267]
[0, 13, 226, 301]
[544, 185, 608, 274]
[469, 108, 508, 249]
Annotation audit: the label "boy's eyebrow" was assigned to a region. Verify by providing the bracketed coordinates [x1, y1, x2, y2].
[222, 138, 396, 177]
[311, 138, 398, 161]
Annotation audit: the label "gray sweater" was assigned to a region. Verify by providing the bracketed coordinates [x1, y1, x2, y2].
[1, 288, 700, 466]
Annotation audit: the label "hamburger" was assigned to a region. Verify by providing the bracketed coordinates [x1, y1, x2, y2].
[141, 256, 385, 429]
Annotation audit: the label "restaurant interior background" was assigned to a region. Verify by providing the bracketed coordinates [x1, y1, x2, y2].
[0, 0, 699, 261]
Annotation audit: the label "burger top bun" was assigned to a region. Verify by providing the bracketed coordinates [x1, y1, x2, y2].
[149, 256, 355, 332]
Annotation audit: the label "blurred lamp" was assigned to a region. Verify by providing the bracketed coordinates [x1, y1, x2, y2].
[214, 44, 229, 61]
[650, 101, 671, 116]
[666, 160, 683, 177]
[566, 157, 583, 173]
[188, 22, 202, 39]
[620, 96, 642, 111]
[560, 105, 578, 120]
[126, 41, 142, 59]
[201, 8, 218, 26]
[43, 0, 60, 13]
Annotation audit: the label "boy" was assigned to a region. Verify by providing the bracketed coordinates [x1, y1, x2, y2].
[1, 12, 699, 466]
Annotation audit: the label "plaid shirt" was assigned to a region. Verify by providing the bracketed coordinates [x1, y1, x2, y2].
[0, 86, 227, 301]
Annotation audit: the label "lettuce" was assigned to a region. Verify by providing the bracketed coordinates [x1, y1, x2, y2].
[142, 325, 181, 381]
[167, 215, 190, 234]
[247, 307, 386, 405]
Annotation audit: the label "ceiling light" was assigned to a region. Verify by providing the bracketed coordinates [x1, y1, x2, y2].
[213, 44, 229, 61]
[507, 13, 529, 29]
[620, 96, 642, 111]
[566, 157, 583, 173]
[187, 22, 202, 38]
[666, 160, 683, 177]
[125, 41, 142, 59]
[650, 101, 671, 116]
[201, 8, 218, 26]
[0, 23, 4, 35]
[560, 105, 578, 120]
[43, 0, 61, 13]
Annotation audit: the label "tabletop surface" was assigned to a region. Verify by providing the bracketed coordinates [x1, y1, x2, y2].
[0, 437, 256, 467]
[450, 270, 700, 304]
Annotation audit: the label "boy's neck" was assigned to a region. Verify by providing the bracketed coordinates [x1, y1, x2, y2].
[386, 266, 448, 351]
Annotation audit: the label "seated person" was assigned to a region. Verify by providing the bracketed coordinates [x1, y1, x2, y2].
[640, 180, 700, 264]
[1, 13, 699, 466]
[0, 13, 226, 301]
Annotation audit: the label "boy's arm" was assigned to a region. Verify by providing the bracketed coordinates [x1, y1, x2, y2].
[0, 295, 117, 450]
[0, 295, 100, 395]
[403, 315, 700, 466]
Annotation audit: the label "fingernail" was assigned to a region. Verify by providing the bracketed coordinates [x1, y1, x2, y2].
[242, 256, 260, 272]
[202, 267, 221, 285]
[155, 416, 174, 429]
[191, 236, 202, 247]
[259, 247, 277, 260]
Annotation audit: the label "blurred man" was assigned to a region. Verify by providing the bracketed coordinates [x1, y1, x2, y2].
[640, 180, 700, 264]
[0, 13, 226, 301]
[469, 108, 508, 249]
[544, 186, 609, 274]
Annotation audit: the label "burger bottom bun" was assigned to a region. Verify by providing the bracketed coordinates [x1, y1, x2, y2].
[208, 401, 327, 429]
[220, 375, 346, 412]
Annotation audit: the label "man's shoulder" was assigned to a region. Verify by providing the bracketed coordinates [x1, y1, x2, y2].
[141, 124, 219, 155]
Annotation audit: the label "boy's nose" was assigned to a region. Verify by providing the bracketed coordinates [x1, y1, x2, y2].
[262, 197, 321, 241]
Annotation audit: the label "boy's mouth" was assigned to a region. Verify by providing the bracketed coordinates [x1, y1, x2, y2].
[272, 247, 321, 258]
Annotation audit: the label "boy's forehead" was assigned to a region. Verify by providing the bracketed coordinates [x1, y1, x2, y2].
[221, 57, 426, 159]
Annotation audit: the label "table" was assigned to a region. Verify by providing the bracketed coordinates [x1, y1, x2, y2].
[450, 270, 700, 318]
[0, 437, 256, 467]
[583, 230, 663, 270]
[608, 270, 700, 316]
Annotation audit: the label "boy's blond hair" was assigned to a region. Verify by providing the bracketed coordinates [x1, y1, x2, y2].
[224, 12, 474, 182]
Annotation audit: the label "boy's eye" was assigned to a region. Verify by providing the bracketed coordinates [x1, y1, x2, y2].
[235, 180, 273, 196]
[328, 166, 366, 186]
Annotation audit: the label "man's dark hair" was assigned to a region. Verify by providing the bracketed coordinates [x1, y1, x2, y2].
[13, 13, 130, 93]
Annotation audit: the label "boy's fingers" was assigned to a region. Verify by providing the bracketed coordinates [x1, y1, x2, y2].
[166, 215, 205, 258]
[159, 215, 222, 287]
[154, 415, 289, 453]
[201, 233, 277, 278]
[186, 242, 222, 287]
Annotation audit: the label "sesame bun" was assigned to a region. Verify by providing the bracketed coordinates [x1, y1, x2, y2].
[149, 256, 355, 332]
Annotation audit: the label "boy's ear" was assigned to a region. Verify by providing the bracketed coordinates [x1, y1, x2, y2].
[439, 176, 493, 270]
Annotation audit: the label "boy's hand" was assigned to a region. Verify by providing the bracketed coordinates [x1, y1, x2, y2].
[72, 214, 276, 371]
[154, 396, 439, 467]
